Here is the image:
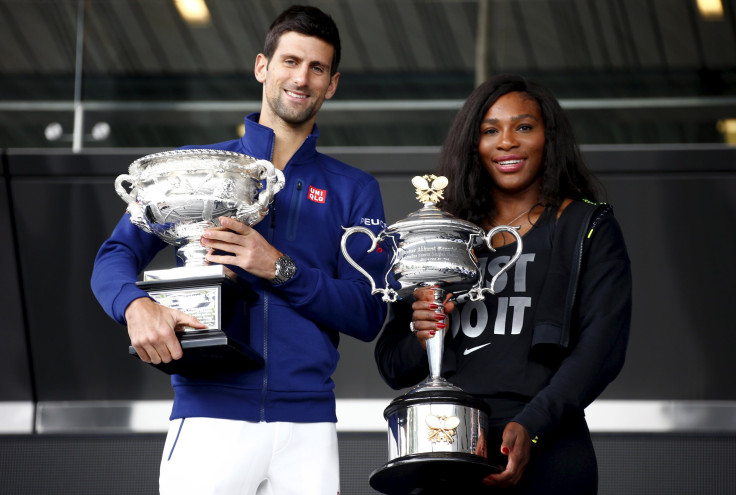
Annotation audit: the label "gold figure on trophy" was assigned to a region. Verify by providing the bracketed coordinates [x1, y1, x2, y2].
[412, 174, 448, 204]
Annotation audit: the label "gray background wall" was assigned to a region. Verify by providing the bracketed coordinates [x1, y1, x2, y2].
[3, 145, 735, 405]
[1, 145, 735, 494]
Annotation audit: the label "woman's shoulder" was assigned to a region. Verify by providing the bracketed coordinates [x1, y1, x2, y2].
[559, 200, 628, 262]
[556, 198, 616, 226]
[555, 198, 575, 220]
[551, 199, 625, 257]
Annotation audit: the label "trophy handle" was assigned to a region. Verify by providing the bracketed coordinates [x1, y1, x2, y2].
[235, 160, 285, 225]
[467, 225, 523, 301]
[255, 160, 285, 209]
[114, 173, 151, 233]
[341, 226, 397, 303]
[114, 173, 136, 205]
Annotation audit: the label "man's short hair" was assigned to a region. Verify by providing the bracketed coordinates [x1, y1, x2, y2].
[263, 5, 341, 76]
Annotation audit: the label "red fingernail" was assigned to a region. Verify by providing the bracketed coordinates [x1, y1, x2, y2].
[429, 303, 439, 309]
[434, 314, 445, 320]
[436, 323, 446, 329]
[430, 331, 436, 336]
[501, 447, 509, 454]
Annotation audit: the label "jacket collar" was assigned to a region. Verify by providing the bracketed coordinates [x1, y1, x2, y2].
[240, 112, 320, 164]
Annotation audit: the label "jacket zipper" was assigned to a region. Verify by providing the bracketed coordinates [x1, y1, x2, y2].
[563, 203, 611, 346]
[260, 138, 309, 421]
[260, 139, 277, 422]
[260, 204, 275, 421]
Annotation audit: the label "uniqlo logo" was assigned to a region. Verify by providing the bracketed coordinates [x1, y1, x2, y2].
[308, 185, 327, 203]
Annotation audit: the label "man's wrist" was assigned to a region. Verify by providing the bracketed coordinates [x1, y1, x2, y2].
[270, 254, 297, 285]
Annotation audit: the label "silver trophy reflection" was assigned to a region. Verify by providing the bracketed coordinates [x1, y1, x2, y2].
[341, 175, 522, 494]
[115, 149, 284, 376]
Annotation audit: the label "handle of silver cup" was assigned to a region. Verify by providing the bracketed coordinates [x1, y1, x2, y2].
[113, 173, 151, 233]
[255, 160, 285, 210]
[340, 226, 398, 303]
[467, 225, 523, 301]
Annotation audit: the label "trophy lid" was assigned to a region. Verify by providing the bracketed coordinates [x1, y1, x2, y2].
[384, 175, 483, 237]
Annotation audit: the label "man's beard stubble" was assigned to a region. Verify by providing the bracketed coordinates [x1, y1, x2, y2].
[267, 91, 320, 126]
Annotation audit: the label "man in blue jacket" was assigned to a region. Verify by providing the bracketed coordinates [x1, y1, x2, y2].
[91, 6, 387, 494]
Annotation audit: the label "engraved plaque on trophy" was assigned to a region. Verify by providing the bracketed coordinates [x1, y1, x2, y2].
[115, 149, 285, 376]
[341, 175, 523, 494]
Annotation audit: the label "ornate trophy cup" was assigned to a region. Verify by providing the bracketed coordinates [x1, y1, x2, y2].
[341, 175, 522, 494]
[115, 149, 285, 376]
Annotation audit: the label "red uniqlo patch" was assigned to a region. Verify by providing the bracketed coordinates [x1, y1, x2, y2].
[308, 185, 327, 204]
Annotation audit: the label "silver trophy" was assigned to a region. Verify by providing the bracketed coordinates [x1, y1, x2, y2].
[341, 175, 522, 494]
[115, 149, 285, 376]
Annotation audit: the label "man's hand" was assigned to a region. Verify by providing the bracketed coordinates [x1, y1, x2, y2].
[125, 297, 206, 364]
[482, 422, 532, 487]
[201, 216, 283, 280]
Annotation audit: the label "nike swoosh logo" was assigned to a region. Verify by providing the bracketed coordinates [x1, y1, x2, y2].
[463, 343, 491, 355]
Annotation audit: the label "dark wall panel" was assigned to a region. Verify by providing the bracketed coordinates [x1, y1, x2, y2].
[0, 155, 33, 401]
[7, 151, 172, 402]
[600, 173, 736, 399]
[330, 146, 736, 401]
[4, 146, 735, 404]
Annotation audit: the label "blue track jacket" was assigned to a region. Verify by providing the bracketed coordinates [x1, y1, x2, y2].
[91, 113, 388, 423]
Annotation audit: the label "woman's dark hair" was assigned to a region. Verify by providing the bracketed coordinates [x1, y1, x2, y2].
[263, 5, 341, 76]
[437, 74, 602, 224]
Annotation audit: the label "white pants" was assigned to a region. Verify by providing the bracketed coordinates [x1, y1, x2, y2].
[159, 418, 340, 495]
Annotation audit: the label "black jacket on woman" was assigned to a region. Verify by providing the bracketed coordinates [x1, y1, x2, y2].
[374, 200, 632, 445]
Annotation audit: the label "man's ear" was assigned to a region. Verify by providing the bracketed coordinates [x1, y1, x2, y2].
[254, 53, 268, 83]
[325, 72, 340, 100]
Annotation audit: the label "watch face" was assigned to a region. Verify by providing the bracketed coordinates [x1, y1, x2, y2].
[272, 255, 296, 284]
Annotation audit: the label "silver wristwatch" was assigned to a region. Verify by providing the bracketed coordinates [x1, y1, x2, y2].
[270, 254, 297, 285]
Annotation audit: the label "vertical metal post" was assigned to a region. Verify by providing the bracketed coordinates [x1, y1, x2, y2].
[72, 0, 85, 152]
[474, 0, 491, 88]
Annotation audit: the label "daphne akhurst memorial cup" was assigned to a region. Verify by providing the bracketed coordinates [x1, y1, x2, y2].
[341, 175, 523, 494]
[115, 149, 285, 376]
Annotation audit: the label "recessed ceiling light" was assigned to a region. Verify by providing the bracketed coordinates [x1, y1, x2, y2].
[696, 0, 724, 20]
[174, 0, 211, 26]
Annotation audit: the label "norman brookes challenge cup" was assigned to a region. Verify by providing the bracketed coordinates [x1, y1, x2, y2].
[115, 149, 285, 376]
[340, 175, 523, 494]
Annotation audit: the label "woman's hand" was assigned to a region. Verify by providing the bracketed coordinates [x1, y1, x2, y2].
[482, 422, 531, 487]
[410, 287, 455, 350]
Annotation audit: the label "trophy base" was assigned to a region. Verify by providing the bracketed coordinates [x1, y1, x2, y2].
[128, 330, 264, 376]
[131, 268, 263, 377]
[369, 453, 502, 494]
[375, 388, 497, 495]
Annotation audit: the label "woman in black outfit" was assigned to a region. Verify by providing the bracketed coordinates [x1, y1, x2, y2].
[375, 75, 632, 494]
